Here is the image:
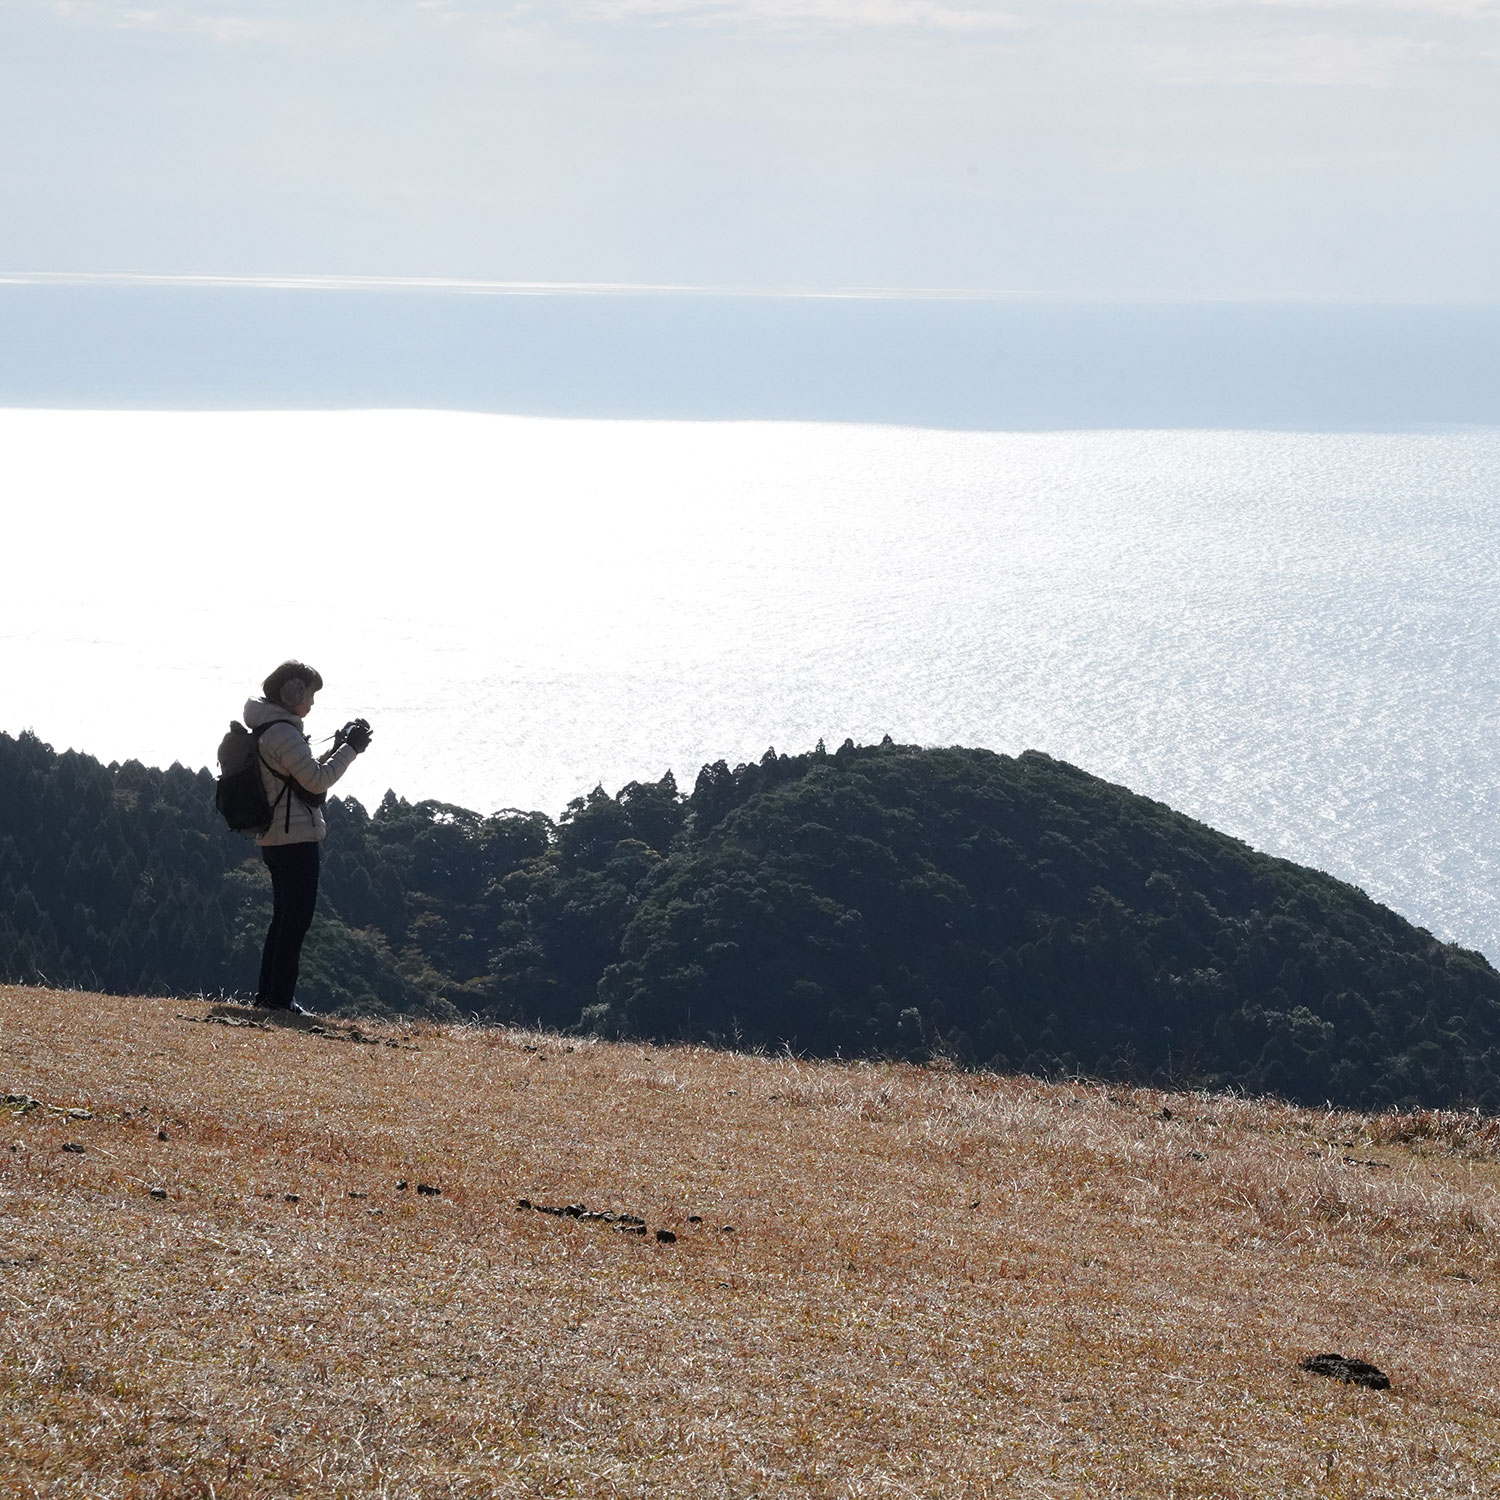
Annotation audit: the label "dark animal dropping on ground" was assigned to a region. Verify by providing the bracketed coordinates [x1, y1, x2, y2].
[1299, 1354, 1390, 1390]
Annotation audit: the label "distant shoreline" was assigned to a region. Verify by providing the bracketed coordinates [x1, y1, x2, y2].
[3, 285, 1497, 430]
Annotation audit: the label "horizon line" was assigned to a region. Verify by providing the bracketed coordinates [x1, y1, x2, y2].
[1, 271, 1496, 307]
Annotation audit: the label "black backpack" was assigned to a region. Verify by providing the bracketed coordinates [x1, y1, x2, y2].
[214, 721, 280, 834]
[215, 720, 326, 835]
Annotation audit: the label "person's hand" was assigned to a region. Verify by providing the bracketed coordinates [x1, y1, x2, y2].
[340, 718, 373, 754]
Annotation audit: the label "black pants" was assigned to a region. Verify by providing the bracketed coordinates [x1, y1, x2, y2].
[258, 842, 320, 1009]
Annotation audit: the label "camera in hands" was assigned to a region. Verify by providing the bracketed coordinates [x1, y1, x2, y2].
[335, 717, 373, 754]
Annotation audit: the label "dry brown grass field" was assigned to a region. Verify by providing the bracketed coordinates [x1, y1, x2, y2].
[2, 983, 1499, 1498]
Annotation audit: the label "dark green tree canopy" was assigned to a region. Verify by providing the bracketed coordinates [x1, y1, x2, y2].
[586, 745, 1500, 1109]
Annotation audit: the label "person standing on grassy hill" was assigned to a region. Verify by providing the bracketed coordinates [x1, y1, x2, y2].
[246, 660, 372, 1014]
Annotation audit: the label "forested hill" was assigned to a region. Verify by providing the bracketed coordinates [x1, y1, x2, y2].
[3, 728, 1498, 1110]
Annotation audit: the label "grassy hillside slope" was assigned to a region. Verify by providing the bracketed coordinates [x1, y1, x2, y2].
[3, 985, 1499, 1498]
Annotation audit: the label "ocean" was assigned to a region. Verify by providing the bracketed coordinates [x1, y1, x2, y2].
[3, 285, 1498, 959]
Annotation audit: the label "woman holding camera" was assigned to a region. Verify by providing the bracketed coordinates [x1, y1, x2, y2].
[244, 660, 372, 1013]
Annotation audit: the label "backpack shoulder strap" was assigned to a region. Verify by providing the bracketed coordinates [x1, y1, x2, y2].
[253, 719, 307, 834]
[255, 723, 295, 801]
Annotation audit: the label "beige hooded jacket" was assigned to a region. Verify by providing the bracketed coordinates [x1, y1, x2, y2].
[242, 697, 360, 846]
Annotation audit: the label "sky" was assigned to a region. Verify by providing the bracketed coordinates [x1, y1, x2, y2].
[2, 0, 1498, 299]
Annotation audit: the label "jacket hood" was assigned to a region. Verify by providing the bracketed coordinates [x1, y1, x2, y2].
[243, 696, 303, 732]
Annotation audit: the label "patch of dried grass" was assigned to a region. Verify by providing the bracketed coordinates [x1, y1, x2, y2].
[2, 985, 1499, 1497]
[1365, 1108, 1500, 1159]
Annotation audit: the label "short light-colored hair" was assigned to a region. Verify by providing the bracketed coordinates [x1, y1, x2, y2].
[263, 659, 324, 708]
